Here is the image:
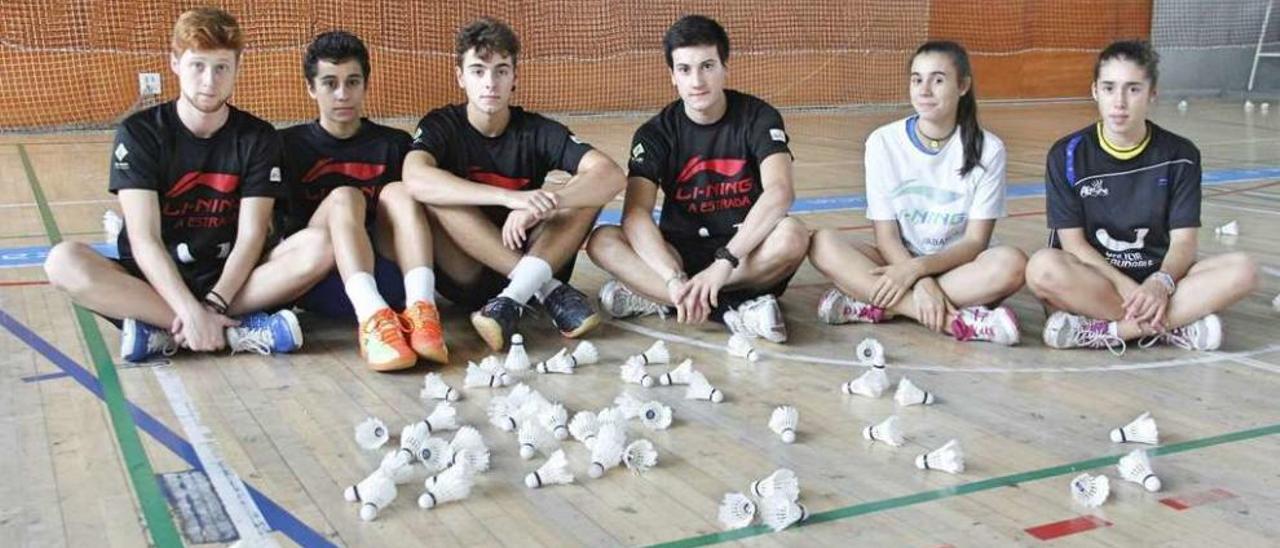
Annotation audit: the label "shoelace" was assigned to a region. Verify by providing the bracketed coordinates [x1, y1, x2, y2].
[621, 289, 668, 319]
[149, 333, 179, 357]
[404, 304, 443, 341]
[1072, 321, 1127, 356]
[365, 312, 408, 347]
[1136, 326, 1200, 351]
[228, 327, 273, 355]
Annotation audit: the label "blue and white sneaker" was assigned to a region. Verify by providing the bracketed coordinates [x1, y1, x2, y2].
[227, 310, 303, 355]
[120, 318, 178, 363]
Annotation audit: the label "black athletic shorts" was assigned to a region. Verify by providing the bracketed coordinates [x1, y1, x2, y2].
[667, 233, 795, 316]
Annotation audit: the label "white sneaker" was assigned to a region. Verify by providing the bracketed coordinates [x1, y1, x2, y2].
[951, 305, 1020, 346]
[598, 279, 667, 319]
[1160, 314, 1223, 351]
[1043, 311, 1126, 355]
[723, 294, 787, 343]
[817, 288, 888, 325]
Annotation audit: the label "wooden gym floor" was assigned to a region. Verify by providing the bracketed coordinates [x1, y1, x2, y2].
[1, 99, 1278, 547]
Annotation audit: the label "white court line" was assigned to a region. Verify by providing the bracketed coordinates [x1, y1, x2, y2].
[0, 198, 114, 210]
[1226, 356, 1280, 374]
[1204, 202, 1280, 216]
[152, 366, 275, 547]
[607, 319, 1280, 374]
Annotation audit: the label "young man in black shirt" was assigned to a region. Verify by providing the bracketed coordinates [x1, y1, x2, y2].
[403, 18, 625, 351]
[585, 15, 810, 343]
[281, 31, 446, 371]
[1026, 40, 1258, 353]
[43, 7, 329, 362]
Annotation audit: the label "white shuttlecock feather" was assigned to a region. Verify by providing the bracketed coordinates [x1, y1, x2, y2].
[566, 341, 599, 366]
[769, 406, 799, 444]
[569, 410, 600, 449]
[588, 422, 627, 478]
[380, 448, 418, 485]
[413, 437, 453, 475]
[538, 403, 570, 440]
[1117, 449, 1162, 492]
[916, 439, 964, 473]
[750, 468, 800, 502]
[525, 449, 574, 488]
[760, 495, 808, 532]
[614, 392, 646, 419]
[894, 378, 935, 406]
[638, 401, 673, 430]
[517, 420, 556, 460]
[354, 416, 390, 450]
[626, 340, 670, 366]
[862, 415, 905, 447]
[856, 337, 885, 366]
[1110, 411, 1159, 444]
[726, 334, 759, 361]
[621, 361, 655, 387]
[418, 462, 474, 509]
[717, 492, 757, 530]
[504, 334, 530, 371]
[1070, 473, 1110, 508]
[685, 371, 724, 403]
[622, 439, 658, 474]
[487, 398, 519, 432]
[479, 354, 502, 372]
[420, 372, 460, 402]
[449, 426, 491, 473]
[658, 359, 696, 386]
[535, 348, 572, 374]
[344, 468, 398, 522]
[842, 367, 890, 398]
[422, 401, 460, 434]
[465, 360, 511, 388]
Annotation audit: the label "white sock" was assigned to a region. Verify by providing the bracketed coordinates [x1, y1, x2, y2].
[345, 272, 389, 322]
[500, 256, 553, 304]
[404, 266, 436, 304]
[534, 278, 564, 303]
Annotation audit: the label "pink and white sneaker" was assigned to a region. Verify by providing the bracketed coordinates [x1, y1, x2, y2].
[817, 288, 888, 325]
[950, 305, 1020, 346]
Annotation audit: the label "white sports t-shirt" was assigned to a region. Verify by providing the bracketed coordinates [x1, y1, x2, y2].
[864, 115, 1007, 256]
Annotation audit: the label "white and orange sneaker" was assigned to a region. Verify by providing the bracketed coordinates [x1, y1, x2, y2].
[950, 305, 1020, 346]
[359, 308, 417, 371]
[403, 300, 449, 364]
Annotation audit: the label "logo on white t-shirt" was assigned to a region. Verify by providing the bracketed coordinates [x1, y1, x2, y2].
[1097, 227, 1148, 252]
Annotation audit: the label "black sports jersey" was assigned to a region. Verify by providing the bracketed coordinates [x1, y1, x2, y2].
[109, 101, 284, 269]
[627, 89, 792, 240]
[1046, 121, 1201, 279]
[279, 119, 411, 234]
[410, 104, 593, 194]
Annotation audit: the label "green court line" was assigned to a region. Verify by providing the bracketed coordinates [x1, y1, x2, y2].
[18, 144, 182, 548]
[649, 423, 1280, 547]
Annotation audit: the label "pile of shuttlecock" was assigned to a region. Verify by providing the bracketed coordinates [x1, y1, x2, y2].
[718, 468, 809, 532]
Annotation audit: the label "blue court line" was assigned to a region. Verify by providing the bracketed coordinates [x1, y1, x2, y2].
[1, 166, 1277, 270]
[0, 308, 335, 548]
[21, 371, 70, 383]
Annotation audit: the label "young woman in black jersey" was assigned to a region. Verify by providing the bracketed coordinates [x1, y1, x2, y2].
[586, 15, 810, 343]
[1027, 40, 1258, 353]
[43, 8, 329, 362]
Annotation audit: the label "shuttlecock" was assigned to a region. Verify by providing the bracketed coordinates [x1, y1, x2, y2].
[588, 422, 627, 478]
[717, 492, 757, 530]
[1215, 220, 1239, 236]
[380, 448, 418, 485]
[535, 348, 575, 374]
[1272, 292, 1279, 311]
[638, 401, 673, 430]
[1110, 411, 1158, 444]
[623, 439, 658, 474]
[566, 341, 599, 366]
[1117, 449, 1162, 492]
[760, 495, 808, 532]
[504, 334, 530, 371]
[344, 468, 397, 522]
[749, 468, 799, 502]
[614, 392, 646, 419]
[412, 437, 453, 475]
[685, 371, 724, 403]
[465, 360, 511, 388]
[538, 403, 570, 440]
[102, 209, 123, 245]
[842, 367, 890, 398]
[1177, 99, 1188, 112]
[421, 401, 459, 434]
[418, 463, 474, 509]
[355, 417, 390, 450]
[856, 337, 885, 366]
[727, 334, 760, 361]
[487, 398, 519, 432]
[1262, 102, 1271, 113]
[1245, 99, 1256, 111]
[621, 361, 655, 387]
[894, 378, 935, 406]
[525, 449, 574, 488]
[517, 420, 556, 460]
[626, 340, 670, 366]
[1070, 473, 1110, 507]
[569, 410, 600, 449]
[448, 426, 491, 473]
[769, 406, 799, 444]
[398, 422, 430, 459]
[658, 359, 696, 386]
[862, 415, 905, 447]
[915, 439, 964, 473]
[420, 372, 461, 402]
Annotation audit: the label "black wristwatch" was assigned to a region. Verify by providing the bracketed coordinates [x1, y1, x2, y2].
[714, 246, 740, 268]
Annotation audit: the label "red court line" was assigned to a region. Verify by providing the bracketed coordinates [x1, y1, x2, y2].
[1159, 488, 1237, 510]
[0, 280, 49, 287]
[1024, 515, 1112, 541]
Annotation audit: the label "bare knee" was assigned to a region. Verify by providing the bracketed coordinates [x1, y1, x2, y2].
[808, 227, 851, 274]
[1222, 252, 1260, 293]
[44, 241, 96, 292]
[983, 245, 1028, 294]
[1025, 248, 1070, 297]
[585, 225, 626, 265]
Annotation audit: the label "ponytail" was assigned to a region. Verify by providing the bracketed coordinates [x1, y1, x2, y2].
[913, 41, 984, 177]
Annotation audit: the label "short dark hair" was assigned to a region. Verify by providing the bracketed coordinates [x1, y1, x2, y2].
[1094, 40, 1160, 86]
[663, 15, 729, 69]
[456, 18, 520, 67]
[303, 30, 370, 86]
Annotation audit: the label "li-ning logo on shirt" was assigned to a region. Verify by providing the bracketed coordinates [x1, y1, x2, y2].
[889, 183, 964, 205]
[1080, 180, 1109, 198]
[675, 156, 747, 184]
[301, 159, 387, 183]
[1097, 227, 1148, 252]
[467, 167, 530, 190]
[166, 172, 240, 198]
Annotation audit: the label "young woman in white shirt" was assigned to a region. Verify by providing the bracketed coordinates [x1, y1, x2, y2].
[808, 41, 1026, 345]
